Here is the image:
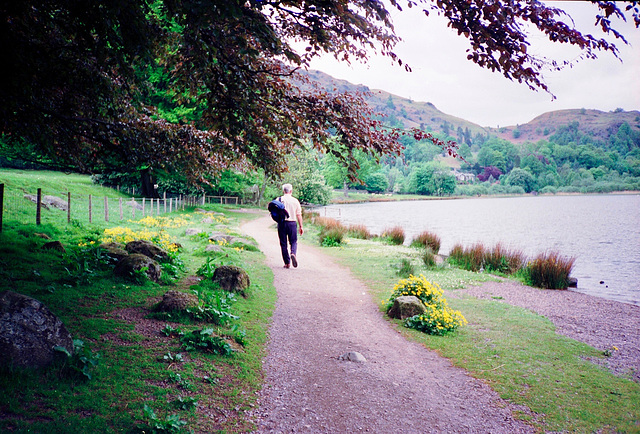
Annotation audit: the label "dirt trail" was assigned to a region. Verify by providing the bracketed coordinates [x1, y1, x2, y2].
[242, 215, 533, 433]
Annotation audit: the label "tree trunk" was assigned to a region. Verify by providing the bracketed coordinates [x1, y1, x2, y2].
[140, 168, 160, 198]
[258, 175, 269, 206]
[343, 181, 349, 198]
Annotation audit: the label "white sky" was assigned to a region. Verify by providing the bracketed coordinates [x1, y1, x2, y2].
[308, 1, 640, 128]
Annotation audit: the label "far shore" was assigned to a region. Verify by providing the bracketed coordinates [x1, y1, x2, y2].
[327, 189, 640, 205]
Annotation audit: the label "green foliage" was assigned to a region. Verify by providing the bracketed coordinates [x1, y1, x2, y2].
[407, 162, 456, 196]
[53, 339, 100, 381]
[140, 404, 188, 434]
[186, 286, 239, 326]
[364, 172, 389, 193]
[179, 328, 234, 355]
[505, 168, 536, 193]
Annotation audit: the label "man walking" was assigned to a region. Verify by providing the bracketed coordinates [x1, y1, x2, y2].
[278, 183, 304, 268]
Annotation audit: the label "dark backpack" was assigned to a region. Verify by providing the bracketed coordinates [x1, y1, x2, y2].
[268, 197, 289, 223]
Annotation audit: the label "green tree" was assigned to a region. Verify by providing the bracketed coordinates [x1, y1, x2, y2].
[505, 168, 537, 193]
[365, 172, 389, 193]
[2, 0, 636, 188]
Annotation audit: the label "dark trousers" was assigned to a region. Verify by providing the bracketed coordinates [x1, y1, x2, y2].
[278, 220, 297, 264]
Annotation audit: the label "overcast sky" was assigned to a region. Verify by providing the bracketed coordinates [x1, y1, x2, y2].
[308, 1, 640, 128]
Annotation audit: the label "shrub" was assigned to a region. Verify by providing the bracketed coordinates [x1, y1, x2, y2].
[523, 251, 576, 289]
[411, 230, 441, 253]
[386, 274, 467, 336]
[382, 226, 405, 245]
[347, 224, 372, 239]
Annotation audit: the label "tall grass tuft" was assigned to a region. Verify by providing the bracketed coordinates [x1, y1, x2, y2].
[448, 242, 485, 272]
[422, 249, 437, 268]
[523, 251, 576, 289]
[347, 224, 372, 240]
[312, 216, 343, 230]
[411, 230, 441, 254]
[382, 226, 405, 245]
[484, 243, 526, 274]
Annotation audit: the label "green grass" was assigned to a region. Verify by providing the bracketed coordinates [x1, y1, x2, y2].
[307, 229, 640, 433]
[0, 170, 276, 433]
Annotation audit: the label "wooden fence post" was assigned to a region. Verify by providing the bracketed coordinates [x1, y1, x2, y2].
[0, 184, 4, 232]
[36, 188, 42, 225]
[104, 197, 109, 222]
[88, 194, 92, 223]
[157, 197, 160, 215]
[119, 198, 123, 220]
[142, 198, 146, 216]
[67, 192, 71, 223]
[163, 192, 167, 213]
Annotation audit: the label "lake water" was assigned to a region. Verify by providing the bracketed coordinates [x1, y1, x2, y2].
[319, 194, 640, 306]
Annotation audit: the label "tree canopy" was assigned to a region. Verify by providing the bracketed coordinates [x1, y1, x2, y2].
[1, 0, 638, 187]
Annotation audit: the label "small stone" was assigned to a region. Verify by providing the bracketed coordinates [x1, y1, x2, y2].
[338, 351, 367, 363]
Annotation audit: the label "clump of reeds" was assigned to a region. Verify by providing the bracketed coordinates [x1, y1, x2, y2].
[347, 224, 372, 240]
[447, 242, 486, 272]
[318, 226, 347, 247]
[523, 251, 576, 289]
[411, 230, 441, 254]
[382, 226, 405, 245]
[312, 216, 343, 230]
[483, 243, 526, 274]
[313, 217, 347, 247]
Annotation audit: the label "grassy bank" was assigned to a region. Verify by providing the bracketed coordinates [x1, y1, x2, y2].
[302, 222, 640, 432]
[0, 170, 276, 433]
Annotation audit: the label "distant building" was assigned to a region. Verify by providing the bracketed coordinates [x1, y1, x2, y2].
[453, 170, 476, 183]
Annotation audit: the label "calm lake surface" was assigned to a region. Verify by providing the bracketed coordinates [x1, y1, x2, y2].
[319, 194, 640, 306]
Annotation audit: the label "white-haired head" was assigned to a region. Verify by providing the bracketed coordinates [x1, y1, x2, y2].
[282, 183, 293, 194]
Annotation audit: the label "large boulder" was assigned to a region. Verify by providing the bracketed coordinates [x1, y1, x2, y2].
[157, 290, 199, 312]
[42, 241, 66, 253]
[99, 242, 129, 262]
[0, 291, 73, 369]
[387, 296, 427, 320]
[213, 265, 250, 295]
[114, 254, 161, 282]
[125, 240, 168, 261]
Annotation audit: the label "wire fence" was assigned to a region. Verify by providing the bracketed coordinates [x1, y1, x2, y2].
[0, 183, 242, 231]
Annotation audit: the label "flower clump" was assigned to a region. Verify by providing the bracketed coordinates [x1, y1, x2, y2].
[101, 227, 179, 253]
[388, 274, 467, 336]
[133, 215, 189, 229]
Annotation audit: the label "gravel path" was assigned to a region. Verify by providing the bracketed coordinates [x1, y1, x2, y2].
[242, 216, 534, 433]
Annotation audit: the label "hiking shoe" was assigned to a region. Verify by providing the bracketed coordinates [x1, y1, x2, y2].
[283, 264, 290, 269]
[290, 254, 298, 268]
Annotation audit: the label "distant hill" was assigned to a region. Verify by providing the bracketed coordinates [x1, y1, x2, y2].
[490, 109, 640, 145]
[305, 70, 640, 146]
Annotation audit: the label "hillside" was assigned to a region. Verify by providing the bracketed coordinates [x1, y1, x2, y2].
[491, 109, 640, 145]
[305, 70, 640, 146]
[305, 70, 488, 137]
